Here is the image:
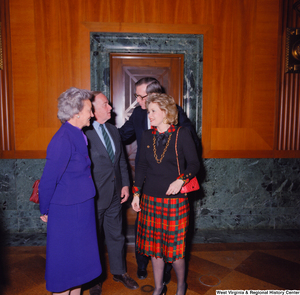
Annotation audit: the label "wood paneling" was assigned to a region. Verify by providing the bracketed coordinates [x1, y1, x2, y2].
[276, 0, 300, 157]
[207, 0, 280, 158]
[0, 0, 14, 158]
[1, 0, 291, 158]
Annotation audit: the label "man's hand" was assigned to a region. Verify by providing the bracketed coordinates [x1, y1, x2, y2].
[120, 186, 130, 203]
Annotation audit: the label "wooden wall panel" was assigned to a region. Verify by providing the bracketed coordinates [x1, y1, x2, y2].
[1, 0, 287, 158]
[275, 0, 300, 157]
[9, 0, 41, 155]
[0, 0, 14, 158]
[8, 0, 87, 156]
[208, 0, 282, 157]
[252, 0, 279, 150]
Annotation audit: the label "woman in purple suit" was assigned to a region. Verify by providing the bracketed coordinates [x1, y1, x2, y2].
[39, 87, 102, 295]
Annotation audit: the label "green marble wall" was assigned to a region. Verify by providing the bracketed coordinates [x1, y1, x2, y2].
[0, 158, 299, 233]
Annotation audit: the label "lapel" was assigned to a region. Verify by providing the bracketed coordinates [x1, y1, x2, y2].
[142, 109, 148, 131]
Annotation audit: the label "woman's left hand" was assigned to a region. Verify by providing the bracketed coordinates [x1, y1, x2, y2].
[40, 215, 48, 223]
[166, 179, 184, 196]
[131, 196, 141, 212]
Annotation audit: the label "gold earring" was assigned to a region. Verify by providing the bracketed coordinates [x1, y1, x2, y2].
[163, 118, 168, 124]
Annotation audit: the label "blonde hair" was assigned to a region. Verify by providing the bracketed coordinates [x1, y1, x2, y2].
[146, 93, 178, 125]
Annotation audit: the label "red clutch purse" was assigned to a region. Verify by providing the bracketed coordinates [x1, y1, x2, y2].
[180, 176, 200, 194]
[29, 179, 40, 203]
[175, 127, 200, 194]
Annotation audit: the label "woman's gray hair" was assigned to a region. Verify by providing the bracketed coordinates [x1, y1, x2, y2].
[57, 87, 93, 123]
[146, 93, 178, 125]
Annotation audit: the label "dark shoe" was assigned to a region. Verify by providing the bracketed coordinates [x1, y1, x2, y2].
[113, 273, 139, 290]
[163, 271, 171, 285]
[137, 268, 148, 279]
[89, 282, 102, 295]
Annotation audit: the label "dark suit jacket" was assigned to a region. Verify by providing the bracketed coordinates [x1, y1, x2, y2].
[119, 105, 200, 166]
[85, 122, 130, 210]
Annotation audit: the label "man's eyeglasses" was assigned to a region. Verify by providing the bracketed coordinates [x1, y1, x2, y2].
[134, 93, 148, 99]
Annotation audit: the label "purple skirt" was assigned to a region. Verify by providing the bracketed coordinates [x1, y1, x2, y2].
[45, 198, 101, 292]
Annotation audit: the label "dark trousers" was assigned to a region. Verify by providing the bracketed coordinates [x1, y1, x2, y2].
[135, 213, 172, 273]
[97, 192, 126, 275]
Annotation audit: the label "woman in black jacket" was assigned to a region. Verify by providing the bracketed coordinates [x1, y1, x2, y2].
[131, 93, 200, 295]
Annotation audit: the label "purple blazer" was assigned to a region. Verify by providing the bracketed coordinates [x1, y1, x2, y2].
[39, 122, 95, 215]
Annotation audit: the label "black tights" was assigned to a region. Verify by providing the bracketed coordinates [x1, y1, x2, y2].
[172, 258, 186, 295]
[151, 257, 165, 295]
[151, 257, 186, 295]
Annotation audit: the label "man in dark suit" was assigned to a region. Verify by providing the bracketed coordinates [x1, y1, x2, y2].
[119, 77, 200, 284]
[85, 92, 139, 295]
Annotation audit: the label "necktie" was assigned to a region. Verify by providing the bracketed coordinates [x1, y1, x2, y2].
[100, 124, 114, 163]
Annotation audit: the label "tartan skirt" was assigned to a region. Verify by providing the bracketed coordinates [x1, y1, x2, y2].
[136, 194, 190, 263]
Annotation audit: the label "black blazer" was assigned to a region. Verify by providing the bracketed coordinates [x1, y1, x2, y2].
[119, 106, 200, 166]
[134, 127, 200, 199]
[85, 123, 130, 210]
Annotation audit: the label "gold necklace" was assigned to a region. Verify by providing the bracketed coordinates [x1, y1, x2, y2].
[153, 133, 172, 164]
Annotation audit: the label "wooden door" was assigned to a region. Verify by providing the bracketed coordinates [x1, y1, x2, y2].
[110, 53, 184, 224]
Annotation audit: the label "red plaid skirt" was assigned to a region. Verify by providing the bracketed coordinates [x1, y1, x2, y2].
[136, 195, 190, 263]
